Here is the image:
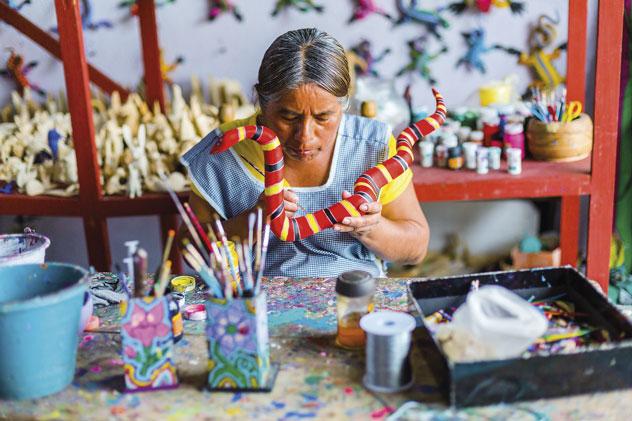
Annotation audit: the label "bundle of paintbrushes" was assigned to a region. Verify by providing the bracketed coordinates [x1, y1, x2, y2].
[116, 231, 175, 299]
[162, 177, 270, 300]
[529, 87, 582, 123]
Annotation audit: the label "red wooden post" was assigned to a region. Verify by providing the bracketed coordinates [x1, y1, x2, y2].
[560, 195, 581, 266]
[566, 0, 587, 104]
[54, 0, 111, 271]
[137, 0, 183, 272]
[137, 0, 166, 111]
[586, 0, 625, 290]
[0, 2, 130, 99]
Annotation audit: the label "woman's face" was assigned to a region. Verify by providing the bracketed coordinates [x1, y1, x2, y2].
[259, 83, 343, 163]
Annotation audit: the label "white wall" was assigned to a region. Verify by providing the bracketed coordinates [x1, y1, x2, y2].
[1, 0, 595, 270]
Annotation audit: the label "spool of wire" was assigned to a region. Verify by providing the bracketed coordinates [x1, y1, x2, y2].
[360, 311, 416, 393]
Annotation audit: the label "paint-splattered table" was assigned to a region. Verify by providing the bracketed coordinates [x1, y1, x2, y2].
[2, 276, 632, 420]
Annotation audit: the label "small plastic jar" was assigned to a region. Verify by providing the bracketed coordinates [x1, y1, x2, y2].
[335, 270, 376, 349]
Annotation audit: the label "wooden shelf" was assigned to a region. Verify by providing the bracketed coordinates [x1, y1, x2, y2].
[413, 159, 592, 202]
[0, 191, 188, 217]
[0, 194, 82, 216]
[98, 191, 188, 217]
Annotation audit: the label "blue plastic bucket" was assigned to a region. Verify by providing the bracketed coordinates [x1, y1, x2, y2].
[0, 263, 88, 400]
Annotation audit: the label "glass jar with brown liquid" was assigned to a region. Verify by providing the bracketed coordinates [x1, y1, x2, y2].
[335, 270, 376, 349]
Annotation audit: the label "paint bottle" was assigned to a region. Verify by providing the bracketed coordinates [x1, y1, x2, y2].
[488, 146, 502, 170]
[503, 123, 525, 159]
[481, 116, 500, 147]
[361, 100, 377, 118]
[462, 142, 478, 170]
[168, 295, 184, 343]
[435, 144, 448, 168]
[336, 270, 376, 350]
[457, 126, 472, 144]
[418, 141, 434, 168]
[442, 133, 458, 149]
[506, 147, 522, 175]
[476, 147, 489, 175]
[447, 146, 463, 170]
[469, 130, 484, 145]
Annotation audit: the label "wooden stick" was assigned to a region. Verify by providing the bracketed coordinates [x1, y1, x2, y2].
[214, 215, 242, 296]
[155, 260, 172, 298]
[255, 207, 262, 274]
[255, 218, 270, 294]
[183, 202, 212, 253]
[161, 176, 207, 258]
[182, 250, 223, 297]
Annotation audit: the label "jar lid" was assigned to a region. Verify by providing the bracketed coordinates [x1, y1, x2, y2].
[448, 146, 463, 157]
[336, 270, 376, 298]
[469, 131, 484, 142]
[505, 123, 524, 135]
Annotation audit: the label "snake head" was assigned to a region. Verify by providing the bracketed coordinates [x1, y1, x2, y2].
[209, 127, 240, 154]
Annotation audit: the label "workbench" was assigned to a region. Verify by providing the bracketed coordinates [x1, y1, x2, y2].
[2, 276, 632, 420]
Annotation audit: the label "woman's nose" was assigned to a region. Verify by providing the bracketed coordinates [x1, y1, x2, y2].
[294, 119, 314, 143]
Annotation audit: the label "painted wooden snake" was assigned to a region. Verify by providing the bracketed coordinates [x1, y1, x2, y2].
[210, 88, 446, 241]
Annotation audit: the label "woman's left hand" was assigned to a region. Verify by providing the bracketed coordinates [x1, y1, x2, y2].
[333, 190, 383, 237]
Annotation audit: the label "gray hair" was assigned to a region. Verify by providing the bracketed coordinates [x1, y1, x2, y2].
[255, 28, 350, 109]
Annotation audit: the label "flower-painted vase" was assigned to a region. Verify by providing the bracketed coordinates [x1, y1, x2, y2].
[120, 297, 178, 392]
[205, 292, 270, 389]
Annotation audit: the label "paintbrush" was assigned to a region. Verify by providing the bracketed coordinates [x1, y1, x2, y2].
[183, 202, 213, 254]
[243, 242, 255, 293]
[248, 212, 255, 254]
[132, 248, 148, 297]
[255, 207, 263, 272]
[115, 263, 132, 297]
[205, 223, 224, 264]
[155, 260, 172, 298]
[182, 250, 223, 297]
[204, 229, 231, 293]
[183, 239, 206, 269]
[255, 218, 271, 294]
[152, 229, 175, 284]
[160, 176, 208, 260]
[214, 215, 242, 296]
[233, 238, 247, 293]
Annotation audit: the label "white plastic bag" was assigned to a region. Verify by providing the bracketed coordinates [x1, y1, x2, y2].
[437, 285, 548, 361]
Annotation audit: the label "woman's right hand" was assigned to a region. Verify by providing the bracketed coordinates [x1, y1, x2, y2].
[257, 189, 301, 218]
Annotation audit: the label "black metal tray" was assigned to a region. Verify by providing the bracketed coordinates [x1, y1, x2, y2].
[407, 266, 632, 408]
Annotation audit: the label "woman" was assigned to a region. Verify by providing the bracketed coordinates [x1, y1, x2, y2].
[181, 28, 430, 277]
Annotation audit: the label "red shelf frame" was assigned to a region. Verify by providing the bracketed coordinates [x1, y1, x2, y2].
[0, 1, 624, 291]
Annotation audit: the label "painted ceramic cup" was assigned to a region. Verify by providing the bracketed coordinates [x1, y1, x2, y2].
[120, 296, 178, 392]
[206, 291, 270, 389]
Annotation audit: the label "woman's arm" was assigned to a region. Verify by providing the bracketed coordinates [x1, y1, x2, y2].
[334, 183, 429, 264]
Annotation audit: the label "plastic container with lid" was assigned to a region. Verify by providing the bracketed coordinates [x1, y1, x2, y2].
[504, 123, 525, 158]
[335, 270, 376, 349]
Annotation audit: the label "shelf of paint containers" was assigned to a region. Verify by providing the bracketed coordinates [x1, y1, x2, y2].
[418, 106, 529, 175]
